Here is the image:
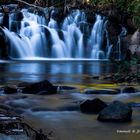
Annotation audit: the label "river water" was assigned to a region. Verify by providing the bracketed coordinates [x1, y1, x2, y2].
[0, 60, 116, 84]
[0, 60, 140, 140]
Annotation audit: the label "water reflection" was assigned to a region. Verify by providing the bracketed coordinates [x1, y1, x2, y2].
[49, 62, 103, 75]
[0, 61, 116, 83]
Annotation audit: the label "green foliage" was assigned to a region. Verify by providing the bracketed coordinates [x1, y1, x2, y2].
[115, 0, 127, 11]
[89, 0, 140, 29]
[111, 58, 140, 83]
[89, 0, 111, 5]
[133, 3, 140, 28]
[131, 54, 140, 64]
[127, 0, 139, 12]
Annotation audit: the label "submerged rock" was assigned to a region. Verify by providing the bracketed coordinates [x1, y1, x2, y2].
[37, 90, 51, 95]
[22, 80, 57, 94]
[97, 101, 132, 122]
[80, 98, 107, 114]
[84, 89, 120, 94]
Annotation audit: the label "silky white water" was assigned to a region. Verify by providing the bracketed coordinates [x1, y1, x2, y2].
[1, 9, 122, 60]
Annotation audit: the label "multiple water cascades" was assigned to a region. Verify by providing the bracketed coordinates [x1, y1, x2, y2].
[0, 9, 123, 60]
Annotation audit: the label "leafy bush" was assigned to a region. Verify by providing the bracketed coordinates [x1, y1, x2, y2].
[89, 0, 140, 28]
[133, 3, 140, 28]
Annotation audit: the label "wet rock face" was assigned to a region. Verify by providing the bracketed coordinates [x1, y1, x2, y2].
[97, 101, 132, 122]
[2, 13, 9, 29]
[86, 12, 96, 24]
[123, 15, 136, 35]
[10, 12, 24, 32]
[130, 30, 140, 45]
[80, 98, 107, 114]
[49, 8, 65, 23]
[22, 80, 57, 94]
[129, 30, 140, 56]
[107, 16, 122, 43]
[0, 30, 8, 59]
[16, 12, 24, 21]
[123, 30, 140, 58]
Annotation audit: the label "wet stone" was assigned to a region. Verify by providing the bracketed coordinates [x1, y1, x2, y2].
[2, 86, 17, 94]
[80, 98, 107, 114]
[97, 101, 132, 122]
[84, 89, 120, 95]
[22, 80, 57, 94]
[122, 87, 136, 93]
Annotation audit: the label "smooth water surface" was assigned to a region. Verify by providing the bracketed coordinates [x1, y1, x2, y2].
[0, 60, 116, 84]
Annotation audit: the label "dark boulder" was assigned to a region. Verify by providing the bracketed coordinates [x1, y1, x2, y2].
[122, 87, 136, 93]
[3, 86, 17, 94]
[22, 80, 57, 94]
[97, 101, 132, 122]
[80, 98, 107, 114]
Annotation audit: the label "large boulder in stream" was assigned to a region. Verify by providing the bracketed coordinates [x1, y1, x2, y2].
[22, 80, 57, 94]
[80, 98, 107, 114]
[2, 86, 17, 94]
[97, 101, 132, 122]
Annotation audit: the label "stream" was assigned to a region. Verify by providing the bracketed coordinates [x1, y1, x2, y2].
[0, 60, 140, 140]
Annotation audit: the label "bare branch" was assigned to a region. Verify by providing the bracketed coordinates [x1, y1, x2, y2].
[14, 0, 44, 10]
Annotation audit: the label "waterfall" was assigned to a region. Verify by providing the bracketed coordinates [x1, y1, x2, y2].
[105, 23, 127, 60]
[0, 9, 122, 60]
[48, 28, 66, 58]
[0, 13, 3, 25]
[89, 15, 105, 59]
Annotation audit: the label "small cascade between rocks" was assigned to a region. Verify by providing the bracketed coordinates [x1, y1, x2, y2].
[0, 9, 124, 60]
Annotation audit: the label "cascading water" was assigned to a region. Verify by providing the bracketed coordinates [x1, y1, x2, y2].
[105, 21, 127, 60]
[0, 9, 122, 60]
[0, 13, 3, 24]
[89, 15, 105, 59]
